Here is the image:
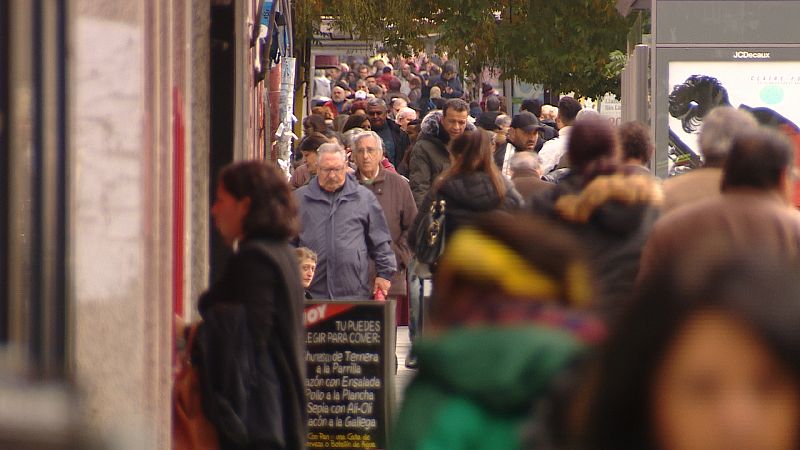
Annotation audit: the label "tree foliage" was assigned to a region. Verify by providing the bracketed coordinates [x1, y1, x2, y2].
[293, 0, 631, 98]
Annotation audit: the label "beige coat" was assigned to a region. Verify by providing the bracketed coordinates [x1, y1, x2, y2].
[639, 189, 800, 282]
[360, 168, 418, 296]
[662, 167, 722, 213]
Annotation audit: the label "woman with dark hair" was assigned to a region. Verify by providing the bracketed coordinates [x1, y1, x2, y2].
[192, 161, 307, 449]
[586, 253, 800, 450]
[348, 99, 368, 116]
[409, 129, 523, 253]
[341, 113, 371, 133]
[302, 113, 328, 136]
[529, 119, 661, 324]
[331, 113, 349, 133]
[290, 133, 330, 190]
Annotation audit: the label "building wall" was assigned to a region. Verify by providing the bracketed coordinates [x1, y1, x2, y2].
[70, 0, 210, 445]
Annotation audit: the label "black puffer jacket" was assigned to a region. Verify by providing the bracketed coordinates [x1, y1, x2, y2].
[408, 110, 477, 208]
[409, 172, 523, 249]
[529, 172, 662, 324]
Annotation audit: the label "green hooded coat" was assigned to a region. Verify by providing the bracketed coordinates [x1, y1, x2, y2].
[391, 326, 585, 450]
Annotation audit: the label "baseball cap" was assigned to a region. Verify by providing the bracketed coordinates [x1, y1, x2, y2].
[511, 111, 544, 132]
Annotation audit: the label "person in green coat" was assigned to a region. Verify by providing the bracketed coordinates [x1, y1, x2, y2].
[391, 212, 605, 450]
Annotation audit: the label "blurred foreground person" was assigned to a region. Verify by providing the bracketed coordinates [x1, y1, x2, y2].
[530, 119, 661, 323]
[392, 213, 605, 450]
[618, 120, 655, 176]
[639, 127, 800, 282]
[662, 107, 758, 212]
[588, 254, 800, 450]
[294, 247, 317, 299]
[197, 161, 306, 449]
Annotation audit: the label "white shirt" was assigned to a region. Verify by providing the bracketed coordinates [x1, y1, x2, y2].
[399, 78, 411, 96]
[501, 143, 515, 179]
[538, 125, 572, 175]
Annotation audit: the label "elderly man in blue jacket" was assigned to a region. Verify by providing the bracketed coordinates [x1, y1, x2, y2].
[294, 143, 397, 300]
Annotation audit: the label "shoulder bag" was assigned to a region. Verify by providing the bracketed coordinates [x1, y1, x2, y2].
[415, 196, 447, 268]
[173, 323, 220, 450]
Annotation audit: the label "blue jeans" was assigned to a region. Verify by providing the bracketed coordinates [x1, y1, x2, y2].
[407, 258, 425, 343]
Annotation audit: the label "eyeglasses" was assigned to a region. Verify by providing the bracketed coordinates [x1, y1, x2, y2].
[353, 147, 381, 155]
[366, 110, 385, 117]
[320, 166, 347, 175]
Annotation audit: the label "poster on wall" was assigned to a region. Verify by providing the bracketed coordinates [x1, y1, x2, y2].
[667, 60, 800, 175]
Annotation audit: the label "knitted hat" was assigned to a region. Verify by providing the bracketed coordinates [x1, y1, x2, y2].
[430, 212, 603, 340]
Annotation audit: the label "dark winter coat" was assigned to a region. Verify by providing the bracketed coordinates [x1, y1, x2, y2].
[436, 75, 464, 99]
[294, 174, 397, 300]
[372, 118, 411, 169]
[529, 172, 662, 323]
[195, 238, 306, 450]
[408, 110, 477, 208]
[359, 168, 418, 296]
[409, 172, 523, 250]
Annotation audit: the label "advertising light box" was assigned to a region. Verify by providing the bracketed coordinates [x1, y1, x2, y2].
[654, 48, 800, 177]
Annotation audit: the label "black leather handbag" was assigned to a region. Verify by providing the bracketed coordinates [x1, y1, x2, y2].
[415, 197, 447, 266]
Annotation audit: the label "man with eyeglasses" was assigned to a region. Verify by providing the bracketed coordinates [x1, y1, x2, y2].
[294, 143, 396, 300]
[353, 131, 418, 317]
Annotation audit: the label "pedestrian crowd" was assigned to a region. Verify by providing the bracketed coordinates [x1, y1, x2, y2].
[176, 54, 800, 449]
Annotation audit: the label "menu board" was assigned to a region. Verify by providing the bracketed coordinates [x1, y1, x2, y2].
[304, 300, 396, 449]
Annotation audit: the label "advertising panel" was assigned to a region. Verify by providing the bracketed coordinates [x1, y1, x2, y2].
[654, 48, 800, 178]
[304, 300, 396, 449]
[667, 60, 800, 174]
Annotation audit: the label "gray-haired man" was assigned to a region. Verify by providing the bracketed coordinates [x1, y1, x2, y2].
[509, 151, 554, 201]
[353, 131, 418, 307]
[366, 98, 411, 168]
[294, 143, 396, 300]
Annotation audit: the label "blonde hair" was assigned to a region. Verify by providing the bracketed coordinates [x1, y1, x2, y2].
[295, 247, 318, 263]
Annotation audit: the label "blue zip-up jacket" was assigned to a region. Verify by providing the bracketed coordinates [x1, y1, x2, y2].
[294, 174, 396, 300]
